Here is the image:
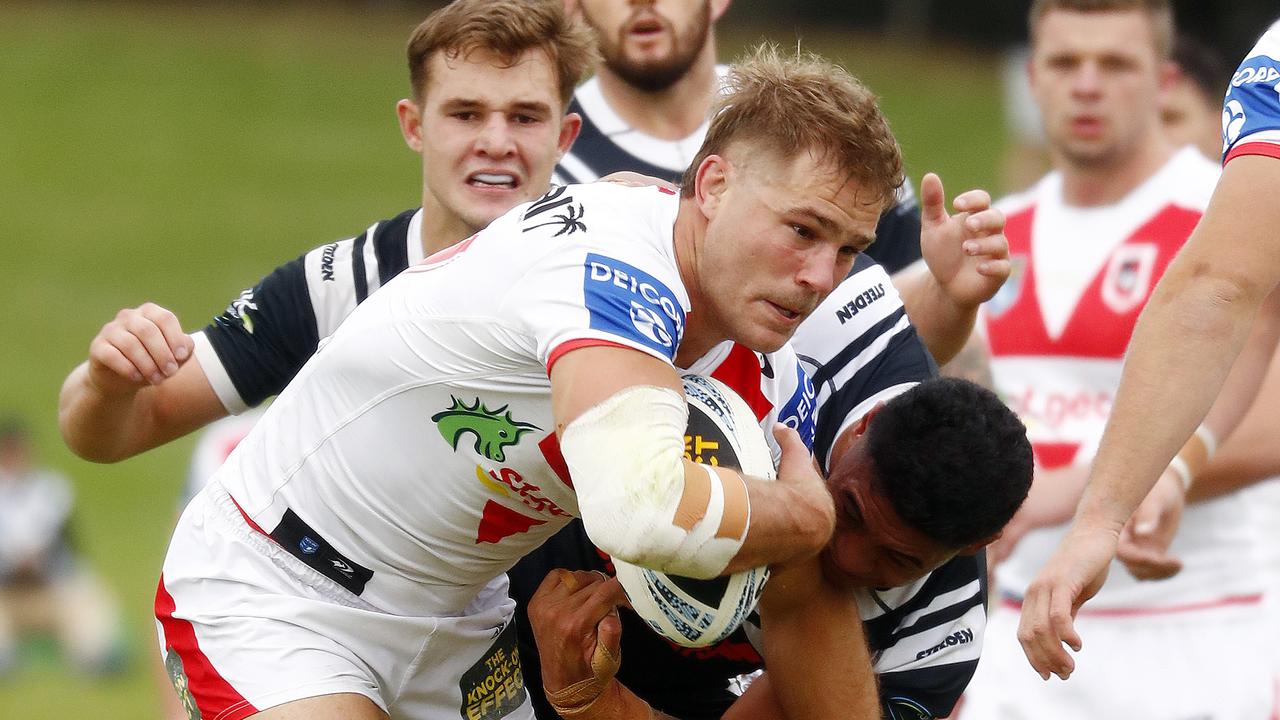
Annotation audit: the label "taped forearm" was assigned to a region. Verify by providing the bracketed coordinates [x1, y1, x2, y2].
[561, 385, 750, 579]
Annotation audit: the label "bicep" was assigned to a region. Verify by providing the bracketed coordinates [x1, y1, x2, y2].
[549, 344, 683, 433]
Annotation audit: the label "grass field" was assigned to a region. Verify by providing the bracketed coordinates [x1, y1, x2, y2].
[0, 3, 1005, 717]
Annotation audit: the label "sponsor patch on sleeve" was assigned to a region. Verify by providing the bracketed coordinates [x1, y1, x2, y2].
[1224, 55, 1280, 156]
[778, 362, 817, 450]
[582, 253, 684, 359]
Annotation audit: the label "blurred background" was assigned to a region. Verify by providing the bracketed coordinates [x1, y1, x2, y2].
[0, 1, 1273, 717]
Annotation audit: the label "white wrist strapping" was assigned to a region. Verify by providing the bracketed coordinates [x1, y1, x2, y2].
[1168, 424, 1217, 492]
[561, 385, 749, 579]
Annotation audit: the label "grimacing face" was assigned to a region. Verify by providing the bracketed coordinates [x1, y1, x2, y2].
[399, 46, 578, 236]
[1029, 9, 1168, 170]
[692, 146, 880, 354]
[577, 0, 712, 92]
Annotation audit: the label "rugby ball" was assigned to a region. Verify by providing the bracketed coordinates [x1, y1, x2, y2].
[612, 374, 775, 648]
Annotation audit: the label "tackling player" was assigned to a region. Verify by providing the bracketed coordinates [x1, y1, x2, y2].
[526, 375, 1033, 720]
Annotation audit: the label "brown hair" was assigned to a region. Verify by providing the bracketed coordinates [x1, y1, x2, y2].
[1029, 0, 1174, 58]
[406, 0, 598, 107]
[680, 44, 904, 213]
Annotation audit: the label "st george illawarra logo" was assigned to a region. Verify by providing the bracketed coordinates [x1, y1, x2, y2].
[431, 397, 540, 462]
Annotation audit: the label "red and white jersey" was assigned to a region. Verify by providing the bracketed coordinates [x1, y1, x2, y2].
[984, 147, 1265, 609]
[209, 183, 806, 618]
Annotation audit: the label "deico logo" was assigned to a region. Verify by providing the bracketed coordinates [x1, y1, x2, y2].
[1231, 64, 1280, 87]
[629, 301, 673, 347]
[583, 253, 685, 357]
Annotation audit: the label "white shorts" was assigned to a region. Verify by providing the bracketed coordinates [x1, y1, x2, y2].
[959, 597, 1276, 720]
[155, 483, 533, 720]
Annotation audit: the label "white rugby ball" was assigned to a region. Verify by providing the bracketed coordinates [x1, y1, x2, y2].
[612, 374, 774, 648]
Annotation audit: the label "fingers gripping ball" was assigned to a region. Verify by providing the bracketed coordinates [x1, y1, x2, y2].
[612, 375, 774, 648]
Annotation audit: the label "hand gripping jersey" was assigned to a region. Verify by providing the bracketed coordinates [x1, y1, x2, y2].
[511, 256, 985, 720]
[983, 147, 1264, 610]
[1223, 20, 1280, 164]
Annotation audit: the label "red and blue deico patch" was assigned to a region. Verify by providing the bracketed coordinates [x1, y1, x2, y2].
[582, 253, 684, 359]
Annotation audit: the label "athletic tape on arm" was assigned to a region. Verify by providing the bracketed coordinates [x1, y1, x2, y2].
[561, 385, 750, 578]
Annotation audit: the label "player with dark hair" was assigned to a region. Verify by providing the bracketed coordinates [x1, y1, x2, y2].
[858, 378, 1033, 552]
[525, 376, 1034, 719]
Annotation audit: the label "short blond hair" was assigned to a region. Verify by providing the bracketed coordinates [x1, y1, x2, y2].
[1029, 0, 1174, 58]
[681, 45, 904, 214]
[407, 0, 598, 108]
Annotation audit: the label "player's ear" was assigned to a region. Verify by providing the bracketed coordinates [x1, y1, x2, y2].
[711, 0, 732, 22]
[963, 532, 1001, 555]
[852, 403, 884, 437]
[396, 99, 424, 153]
[556, 112, 583, 160]
[693, 154, 730, 219]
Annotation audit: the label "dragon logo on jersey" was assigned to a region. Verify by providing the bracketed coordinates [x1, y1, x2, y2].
[165, 648, 203, 720]
[584, 253, 684, 359]
[432, 397, 540, 462]
[1101, 243, 1156, 315]
[225, 287, 260, 334]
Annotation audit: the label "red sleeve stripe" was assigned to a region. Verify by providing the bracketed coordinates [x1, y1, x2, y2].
[1225, 141, 1280, 165]
[155, 575, 259, 720]
[545, 338, 635, 375]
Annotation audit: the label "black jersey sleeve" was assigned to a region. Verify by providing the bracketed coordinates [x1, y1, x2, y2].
[200, 253, 321, 410]
[863, 552, 988, 719]
[197, 209, 416, 411]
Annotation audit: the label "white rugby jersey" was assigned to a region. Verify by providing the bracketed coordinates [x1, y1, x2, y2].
[1223, 19, 1280, 163]
[210, 183, 799, 617]
[984, 147, 1265, 609]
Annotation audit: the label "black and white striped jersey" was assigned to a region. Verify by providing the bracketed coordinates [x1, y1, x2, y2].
[510, 254, 985, 720]
[191, 208, 424, 413]
[555, 74, 925, 276]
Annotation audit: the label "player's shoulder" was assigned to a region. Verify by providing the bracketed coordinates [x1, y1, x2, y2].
[1224, 20, 1280, 160]
[1244, 19, 1280, 62]
[511, 183, 680, 252]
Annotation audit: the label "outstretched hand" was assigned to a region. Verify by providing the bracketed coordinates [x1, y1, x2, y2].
[86, 303, 194, 397]
[1017, 524, 1116, 680]
[918, 172, 1010, 309]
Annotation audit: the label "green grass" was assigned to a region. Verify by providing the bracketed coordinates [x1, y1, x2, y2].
[0, 4, 1004, 717]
